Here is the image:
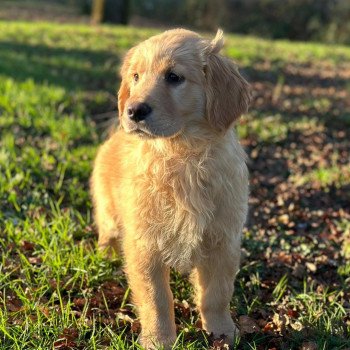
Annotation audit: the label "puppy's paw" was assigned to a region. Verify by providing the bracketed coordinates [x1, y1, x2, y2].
[140, 333, 176, 350]
[211, 325, 240, 347]
[206, 317, 240, 347]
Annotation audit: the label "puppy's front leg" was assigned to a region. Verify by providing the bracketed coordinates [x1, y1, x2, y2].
[192, 243, 240, 345]
[123, 237, 176, 349]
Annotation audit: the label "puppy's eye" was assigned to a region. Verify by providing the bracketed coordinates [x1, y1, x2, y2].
[133, 73, 139, 82]
[165, 71, 184, 85]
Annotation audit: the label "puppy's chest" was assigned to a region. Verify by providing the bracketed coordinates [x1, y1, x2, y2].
[134, 156, 221, 266]
[145, 158, 216, 223]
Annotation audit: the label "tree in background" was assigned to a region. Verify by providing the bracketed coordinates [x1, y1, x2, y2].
[87, 0, 130, 25]
[82, 0, 350, 44]
[321, 0, 350, 44]
[224, 0, 350, 44]
[131, 0, 228, 30]
[185, 0, 227, 30]
[91, 0, 105, 24]
[104, 0, 130, 25]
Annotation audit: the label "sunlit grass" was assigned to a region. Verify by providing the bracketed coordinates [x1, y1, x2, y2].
[0, 19, 349, 349]
[291, 163, 350, 188]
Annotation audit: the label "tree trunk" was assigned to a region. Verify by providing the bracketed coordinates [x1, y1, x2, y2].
[120, 0, 130, 25]
[91, 0, 105, 25]
[203, 0, 226, 30]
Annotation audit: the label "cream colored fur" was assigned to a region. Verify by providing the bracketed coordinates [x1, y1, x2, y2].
[91, 28, 251, 349]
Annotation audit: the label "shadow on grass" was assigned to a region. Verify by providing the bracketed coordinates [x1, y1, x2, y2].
[245, 62, 350, 89]
[239, 330, 349, 350]
[245, 62, 350, 126]
[0, 40, 121, 92]
[246, 122, 350, 235]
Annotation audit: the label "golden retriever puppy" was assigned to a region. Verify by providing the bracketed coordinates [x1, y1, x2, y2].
[91, 28, 251, 349]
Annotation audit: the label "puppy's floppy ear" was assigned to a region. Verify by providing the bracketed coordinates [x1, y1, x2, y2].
[204, 30, 251, 131]
[118, 48, 135, 118]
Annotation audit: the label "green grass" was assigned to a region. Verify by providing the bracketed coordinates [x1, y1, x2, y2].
[0, 20, 349, 349]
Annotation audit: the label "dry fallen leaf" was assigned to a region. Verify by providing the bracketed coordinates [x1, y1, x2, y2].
[131, 320, 141, 333]
[305, 262, 317, 272]
[212, 337, 229, 349]
[278, 214, 290, 225]
[28, 256, 42, 265]
[291, 321, 303, 331]
[21, 240, 35, 251]
[238, 315, 260, 335]
[293, 263, 306, 279]
[7, 302, 23, 312]
[53, 339, 77, 349]
[300, 341, 317, 350]
[287, 309, 298, 318]
[53, 328, 79, 349]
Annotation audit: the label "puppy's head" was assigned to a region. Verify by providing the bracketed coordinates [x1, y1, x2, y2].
[118, 29, 251, 138]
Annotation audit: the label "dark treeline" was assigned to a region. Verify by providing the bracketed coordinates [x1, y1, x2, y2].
[80, 0, 350, 44]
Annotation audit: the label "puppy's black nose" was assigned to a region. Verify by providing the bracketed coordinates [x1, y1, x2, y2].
[127, 102, 152, 122]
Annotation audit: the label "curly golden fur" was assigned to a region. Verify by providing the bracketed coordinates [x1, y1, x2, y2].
[91, 28, 251, 349]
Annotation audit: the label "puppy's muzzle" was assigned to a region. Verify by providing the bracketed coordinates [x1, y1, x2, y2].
[127, 102, 152, 122]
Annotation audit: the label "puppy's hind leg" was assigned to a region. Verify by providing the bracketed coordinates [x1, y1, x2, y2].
[95, 205, 122, 256]
[191, 242, 240, 345]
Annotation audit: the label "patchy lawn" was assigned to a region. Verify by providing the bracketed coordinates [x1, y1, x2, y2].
[0, 20, 349, 350]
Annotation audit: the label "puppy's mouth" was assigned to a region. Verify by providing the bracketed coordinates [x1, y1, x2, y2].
[123, 118, 182, 139]
[129, 127, 183, 139]
[127, 125, 157, 139]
